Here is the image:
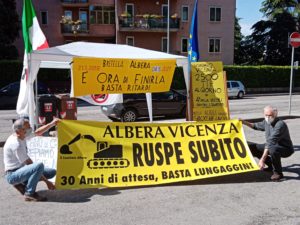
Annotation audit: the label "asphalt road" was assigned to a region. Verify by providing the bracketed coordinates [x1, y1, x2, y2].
[76, 93, 300, 122]
[0, 94, 300, 225]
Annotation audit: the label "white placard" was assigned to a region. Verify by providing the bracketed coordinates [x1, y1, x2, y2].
[27, 136, 58, 182]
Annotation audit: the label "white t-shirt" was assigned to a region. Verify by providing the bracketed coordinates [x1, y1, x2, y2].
[3, 134, 30, 171]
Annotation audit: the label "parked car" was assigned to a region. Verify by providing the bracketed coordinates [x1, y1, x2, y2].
[227, 80, 246, 98]
[101, 89, 187, 122]
[0, 81, 50, 109]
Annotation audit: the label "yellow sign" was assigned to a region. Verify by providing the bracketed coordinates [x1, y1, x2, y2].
[191, 62, 229, 121]
[56, 120, 258, 189]
[72, 57, 176, 96]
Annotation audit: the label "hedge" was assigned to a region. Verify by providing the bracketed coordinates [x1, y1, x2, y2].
[224, 65, 300, 88]
[0, 61, 299, 91]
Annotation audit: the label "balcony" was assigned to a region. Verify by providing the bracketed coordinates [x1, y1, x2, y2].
[61, 0, 89, 7]
[119, 16, 180, 32]
[61, 23, 89, 36]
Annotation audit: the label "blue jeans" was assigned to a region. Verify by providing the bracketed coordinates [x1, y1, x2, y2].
[5, 162, 56, 195]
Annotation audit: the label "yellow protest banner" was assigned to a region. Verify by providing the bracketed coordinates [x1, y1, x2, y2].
[72, 57, 176, 96]
[56, 120, 258, 189]
[191, 62, 229, 121]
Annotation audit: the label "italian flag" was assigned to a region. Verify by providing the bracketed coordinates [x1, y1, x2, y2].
[17, 0, 49, 115]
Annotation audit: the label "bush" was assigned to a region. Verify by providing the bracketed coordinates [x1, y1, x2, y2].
[224, 65, 300, 88]
[1, 61, 298, 92]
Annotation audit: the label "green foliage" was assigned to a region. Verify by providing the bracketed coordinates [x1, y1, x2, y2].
[251, 12, 296, 65]
[260, 0, 300, 19]
[234, 17, 245, 64]
[224, 65, 300, 88]
[1, 62, 298, 93]
[236, 0, 300, 65]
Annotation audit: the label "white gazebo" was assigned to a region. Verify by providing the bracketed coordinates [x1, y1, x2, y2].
[26, 42, 189, 125]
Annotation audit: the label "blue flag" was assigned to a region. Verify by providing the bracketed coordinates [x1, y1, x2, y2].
[188, 0, 199, 62]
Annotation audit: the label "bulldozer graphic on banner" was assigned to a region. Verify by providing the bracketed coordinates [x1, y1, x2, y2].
[60, 134, 130, 169]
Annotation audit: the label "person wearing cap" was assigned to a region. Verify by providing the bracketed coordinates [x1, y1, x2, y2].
[241, 105, 294, 181]
[3, 117, 59, 201]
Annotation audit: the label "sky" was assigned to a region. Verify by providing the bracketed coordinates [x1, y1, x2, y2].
[236, 0, 264, 36]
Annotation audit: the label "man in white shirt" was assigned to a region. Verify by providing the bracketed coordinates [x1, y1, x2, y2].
[3, 117, 59, 201]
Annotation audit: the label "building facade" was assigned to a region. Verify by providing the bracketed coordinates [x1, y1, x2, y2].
[15, 0, 235, 64]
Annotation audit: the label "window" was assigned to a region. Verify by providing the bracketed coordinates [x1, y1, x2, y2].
[209, 38, 221, 53]
[40, 11, 48, 25]
[124, 4, 134, 24]
[162, 4, 168, 23]
[232, 82, 239, 88]
[182, 6, 188, 22]
[90, 6, 115, 24]
[126, 36, 134, 46]
[209, 7, 221, 22]
[64, 11, 72, 20]
[79, 11, 88, 31]
[126, 3, 134, 17]
[162, 37, 168, 52]
[162, 4, 168, 17]
[181, 38, 188, 53]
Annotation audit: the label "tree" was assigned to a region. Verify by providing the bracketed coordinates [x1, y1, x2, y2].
[0, 0, 20, 60]
[234, 17, 244, 64]
[235, 36, 265, 65]
[242, 0, 300, 65]
[260, 0, 300, 19]
[264, 12, 296, 65]
[234, 17, 264, 65]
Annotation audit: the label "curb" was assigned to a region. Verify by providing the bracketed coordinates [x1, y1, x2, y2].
[245, 92, 300, 97]
[245, 115, 300, 123]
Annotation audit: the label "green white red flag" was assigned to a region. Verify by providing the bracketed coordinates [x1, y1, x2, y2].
[17, 0, 49, 115]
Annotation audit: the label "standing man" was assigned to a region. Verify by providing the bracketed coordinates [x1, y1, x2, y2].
[3, 117, 59, 201]
[242, 105, 294, 181]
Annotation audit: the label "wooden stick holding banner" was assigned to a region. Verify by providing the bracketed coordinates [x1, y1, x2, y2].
[223, 71, 230, 119]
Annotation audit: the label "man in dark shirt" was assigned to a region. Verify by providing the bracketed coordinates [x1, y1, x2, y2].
[242, 105, 294, 181]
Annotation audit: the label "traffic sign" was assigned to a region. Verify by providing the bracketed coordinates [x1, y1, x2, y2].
[290, 32, 300, 48]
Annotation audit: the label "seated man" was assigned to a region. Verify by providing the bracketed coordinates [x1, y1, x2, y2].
[242, 105, 294, 181]
[3, 117, 59, 201]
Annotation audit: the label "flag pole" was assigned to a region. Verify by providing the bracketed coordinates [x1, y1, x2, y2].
[187, 0, 199, 121]
[34, 58, 38, 129]
[187, 64, 192, 121]
[288, 46, 294, 115]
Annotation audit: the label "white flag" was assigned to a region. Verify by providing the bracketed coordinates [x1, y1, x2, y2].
[17, 0, 49, 116]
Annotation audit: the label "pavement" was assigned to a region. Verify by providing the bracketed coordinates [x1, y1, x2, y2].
[0, 95, 300, 225]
